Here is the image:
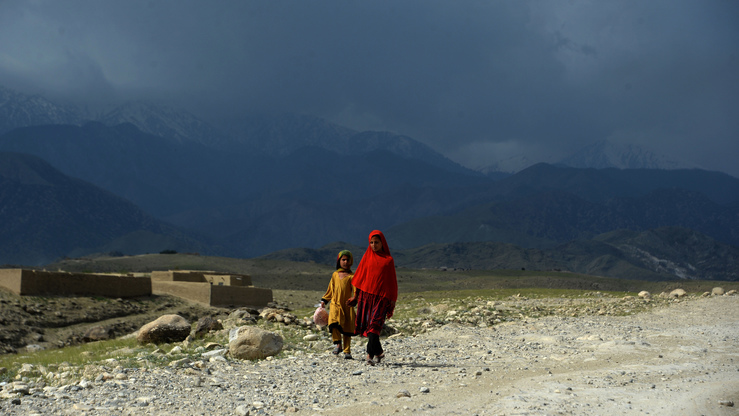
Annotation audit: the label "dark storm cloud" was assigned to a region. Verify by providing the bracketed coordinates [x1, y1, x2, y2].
[1, 0, 737, 176]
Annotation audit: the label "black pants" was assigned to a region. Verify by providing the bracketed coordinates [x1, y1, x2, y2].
[366, 332, 383, 357]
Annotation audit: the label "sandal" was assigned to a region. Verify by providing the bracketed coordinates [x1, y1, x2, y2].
[344, 353, 353, 360]
[366, 355, 375, 366]
[332, 345, 341, 355]
[376, 353, 385, 364]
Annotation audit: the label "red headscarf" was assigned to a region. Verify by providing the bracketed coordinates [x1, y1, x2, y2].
[351, 230, 398, 302]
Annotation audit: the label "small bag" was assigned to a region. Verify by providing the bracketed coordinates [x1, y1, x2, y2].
[313, 304, 329, 327]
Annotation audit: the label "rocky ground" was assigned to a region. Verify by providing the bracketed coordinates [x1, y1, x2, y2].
[0, 291, 224, 354]
[1, 291, 737, 415]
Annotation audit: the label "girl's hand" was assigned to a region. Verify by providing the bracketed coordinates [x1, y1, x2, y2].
[346, 297, 356, 307]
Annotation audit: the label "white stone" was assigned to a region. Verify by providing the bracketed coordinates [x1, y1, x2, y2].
[201, 348, 227, 359]
[669, 289, 687, 298]
[229, 326, 284, 360]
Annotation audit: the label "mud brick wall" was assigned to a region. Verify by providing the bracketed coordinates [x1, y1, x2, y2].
[0, 268, 25, 294]
[152, 280, 271, 307]
[2, 269, 270, 307]
[209, 285, 272, 307]
[151, 270, 208, 282]
[204, 274, 251, 286]
[0, 269, 151, 297]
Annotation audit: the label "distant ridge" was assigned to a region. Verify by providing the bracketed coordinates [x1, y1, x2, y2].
[558, 139, 699, 170]
[0, 86, 85, 134]
[264, 227, 739, 281]
[1, 85, 475, 177]
[98, 101, 231, 148]
[387, 164, 739, 250]
[0, 151, 208, 266]
[0, 121, 489, 258]
[221, 113, 476, 175]
[477, 155, 534, 176]
[477, 139, 701, 175]
[592, 227, 739, 281]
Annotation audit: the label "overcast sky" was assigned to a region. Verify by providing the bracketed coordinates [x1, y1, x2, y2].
[1, 0, 737, 176]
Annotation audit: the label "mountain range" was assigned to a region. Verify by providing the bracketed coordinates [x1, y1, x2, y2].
[558, 140, 700, 171]
[0, 86, 85, 134]
[0, 152, 207, 265]
[0, 85, 737, 282]
[0, 86, 713, 177]
[477, 140, 701, 175]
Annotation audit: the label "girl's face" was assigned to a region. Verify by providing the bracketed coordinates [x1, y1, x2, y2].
[339, 255, 352, 270]
[369, 235, 383, 252]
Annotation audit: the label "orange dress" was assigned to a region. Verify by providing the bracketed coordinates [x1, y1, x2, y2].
[321, 270, 356, 335]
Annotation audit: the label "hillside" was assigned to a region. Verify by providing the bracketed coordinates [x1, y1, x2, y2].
[493, 163, 739, 205]
[383, 164, 739, 254]
[0, 122, 489, 257]
[0, 86, 85, 135]
[592, 227, 739, 280]
[262, 227, 739, 281]
[98, 101, 232, 148]
[219, 113, 473, 174]
[558, 139, 699, 170]
[478, 139, 701, 174]
[0, 122, 272, 218]
[0, 152, 209, 266]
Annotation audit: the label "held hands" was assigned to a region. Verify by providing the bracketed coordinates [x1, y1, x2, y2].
[346, 297, 357, 307]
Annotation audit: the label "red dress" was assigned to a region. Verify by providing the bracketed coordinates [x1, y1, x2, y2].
[352, 230, 398, 336]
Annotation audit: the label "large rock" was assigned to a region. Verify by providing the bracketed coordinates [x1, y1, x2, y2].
[193, 316, 223, 338]
[83, 326, 112, 342]
[638, 291, 651, 299]
[229, 326, 283, 360]
[137, 315, 191, 344]
[711, 287, 725, 296]
[669, 288, 687, 298]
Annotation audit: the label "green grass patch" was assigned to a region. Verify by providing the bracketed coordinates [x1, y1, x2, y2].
[0, 338, 147, 383]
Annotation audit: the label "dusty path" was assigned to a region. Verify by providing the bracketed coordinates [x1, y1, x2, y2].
[321, 296, 739, 415]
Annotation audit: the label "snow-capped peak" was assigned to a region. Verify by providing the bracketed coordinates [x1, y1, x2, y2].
[558, 140, 700, 170]
[97, 101, 229, 147]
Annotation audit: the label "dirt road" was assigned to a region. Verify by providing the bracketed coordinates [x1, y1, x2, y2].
[319, 296, 739, 415]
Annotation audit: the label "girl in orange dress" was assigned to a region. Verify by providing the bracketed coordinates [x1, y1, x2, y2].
[320, 250, 356, 359]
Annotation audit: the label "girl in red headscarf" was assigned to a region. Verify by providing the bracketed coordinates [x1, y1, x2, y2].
[347, 230, 398, 365]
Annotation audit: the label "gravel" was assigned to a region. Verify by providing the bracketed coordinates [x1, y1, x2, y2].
[1, 295, 737, 415]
